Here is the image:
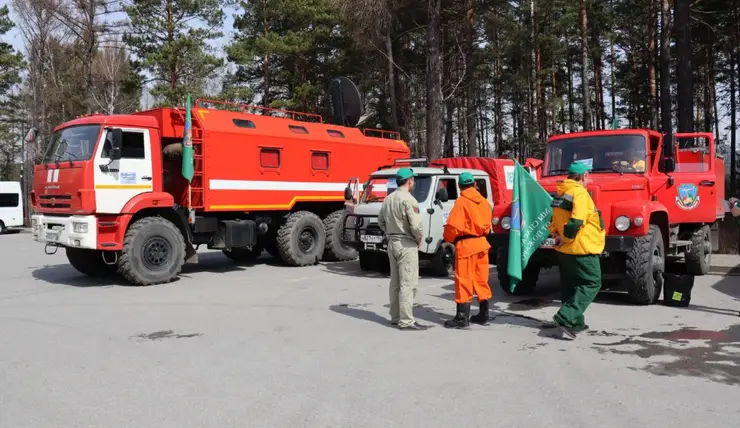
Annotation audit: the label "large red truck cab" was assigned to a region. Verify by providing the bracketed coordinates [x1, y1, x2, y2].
[31, 95, 410, 285]
[490, 129, 725, 305]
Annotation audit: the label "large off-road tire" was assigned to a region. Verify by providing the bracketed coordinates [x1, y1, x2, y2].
[119, 216, 185, 286]
[625, 224, 665, 305]
[223, 244, 263, 263]
[685, 225, 711, 275]
[429, 243, 455, 277]
[277, 211, 326, 266]
[496, 247, 540, 295]
[322, 210, 358, 262]
[66, 248, 119, 277]
[359, 251, 384, 271]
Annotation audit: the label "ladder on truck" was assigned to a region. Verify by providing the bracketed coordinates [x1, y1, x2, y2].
[174, 107, 205, 211]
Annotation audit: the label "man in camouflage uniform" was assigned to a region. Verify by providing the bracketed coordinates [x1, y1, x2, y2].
[378, 168, 429, 331]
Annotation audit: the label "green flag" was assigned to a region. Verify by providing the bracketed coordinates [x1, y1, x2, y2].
[182, 95, 194, 182]
[507, 162, 553, 292]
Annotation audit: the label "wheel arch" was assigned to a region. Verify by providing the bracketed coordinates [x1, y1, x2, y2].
[648, 210, 669, 250]
[126, 207, 190, 244]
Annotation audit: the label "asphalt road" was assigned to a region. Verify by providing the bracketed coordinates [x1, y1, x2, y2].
[1, 231, 738, 428]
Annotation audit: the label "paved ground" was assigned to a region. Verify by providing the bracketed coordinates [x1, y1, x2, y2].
[0, 232, 738, 428]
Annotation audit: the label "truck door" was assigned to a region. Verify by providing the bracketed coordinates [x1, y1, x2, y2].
[425, 176, 458, 253]
[655, 133, 720, 225]
[94, 128, 154, 214]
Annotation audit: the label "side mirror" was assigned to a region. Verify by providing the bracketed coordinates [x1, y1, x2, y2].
[108, 128, 123, 160]
[436, 187, 449, 203]
[344, 186, 352, 201]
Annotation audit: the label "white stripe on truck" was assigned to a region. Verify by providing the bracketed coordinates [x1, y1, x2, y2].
[209, 179, 349, 192]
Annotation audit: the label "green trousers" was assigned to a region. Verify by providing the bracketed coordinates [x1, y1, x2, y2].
[554, 253, 602, 331]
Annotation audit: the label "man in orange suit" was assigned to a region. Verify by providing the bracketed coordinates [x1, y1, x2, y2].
[442, 172, 493, 329]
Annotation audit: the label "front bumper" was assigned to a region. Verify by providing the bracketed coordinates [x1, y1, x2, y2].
[341, 213, 388, 252]
[490, 233, 636, 253]
[31, 214, 97, 250]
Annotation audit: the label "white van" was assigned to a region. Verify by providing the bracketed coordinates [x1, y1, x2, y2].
[0, 181, 23, 233]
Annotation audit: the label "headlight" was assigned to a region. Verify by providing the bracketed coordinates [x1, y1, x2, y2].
[633, 216, 644, 227]
[72, 222, 88, 234]
[492, 217, 500, 226]
[614, 216, 630, 232]
[501, 216, 512, 230]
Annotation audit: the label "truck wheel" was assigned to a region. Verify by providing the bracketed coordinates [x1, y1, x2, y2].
[685, 225, 711, 275]
[0, 220, 5, 234]
[322, 210, 358, 262]
[429, 243, 455, 277]
[496, 247, 539, 295]
[625, 224, 665, 305]
[119, 217, 185, 286]
[223, 244, 263, 263]
[66, 248, 118, 277]
[277, 211, 326, 266]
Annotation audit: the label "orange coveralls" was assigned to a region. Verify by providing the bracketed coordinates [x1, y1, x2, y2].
[443, 187, 493, 303]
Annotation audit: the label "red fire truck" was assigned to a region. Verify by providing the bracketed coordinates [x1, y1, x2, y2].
[490, 129, 724, 305]
[29, 83, 410, 285]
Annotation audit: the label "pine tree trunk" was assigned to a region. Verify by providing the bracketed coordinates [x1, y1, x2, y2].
[386, 27, 398, 132]
[731, 51, 737, 193]
[580, 0, 591, 131]
[674, 0, 693, 133]
[567, 48, 575, 132]
[659, 0, 672, 133]
[648, 0, 658, 130]
[465, 0, 477, 155]
[426, 0, 443, 159]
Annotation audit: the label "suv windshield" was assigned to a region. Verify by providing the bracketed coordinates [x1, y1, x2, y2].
[361, 176, 432, 203]
[42, 125, 101, 164]
[544, 134, 648, 176]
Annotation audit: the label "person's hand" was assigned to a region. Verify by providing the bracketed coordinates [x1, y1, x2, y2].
[552, 233, 563, 248]
[729, 197, 738, 206]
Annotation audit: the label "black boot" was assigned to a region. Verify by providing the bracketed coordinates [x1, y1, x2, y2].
[470, 299, 490, 325]
[444, 303, 470, 329]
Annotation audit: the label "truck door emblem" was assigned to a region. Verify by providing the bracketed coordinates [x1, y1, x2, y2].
[676, 184, 700, 210]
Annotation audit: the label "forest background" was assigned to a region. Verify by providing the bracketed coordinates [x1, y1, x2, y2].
[0, 0, 738, 250]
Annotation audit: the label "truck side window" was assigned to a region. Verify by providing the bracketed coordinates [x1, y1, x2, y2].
[102, 131, 146, 159]
[260, 148, 281, 168]
[439, 178, 458, 199]
[474, 179, 488, 198]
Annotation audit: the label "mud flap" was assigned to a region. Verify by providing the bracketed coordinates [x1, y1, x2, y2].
[185, 242, 198, 264]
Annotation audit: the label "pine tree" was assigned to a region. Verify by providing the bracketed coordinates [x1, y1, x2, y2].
[123, 0, 228, 106]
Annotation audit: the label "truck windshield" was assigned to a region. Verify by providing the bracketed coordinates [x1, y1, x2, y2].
[361, 176, 432, 203]
[42, 125, 101, 164]
[544, 134, 648, 176]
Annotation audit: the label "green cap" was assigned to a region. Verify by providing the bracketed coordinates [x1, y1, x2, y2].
[395, 167, 417, 181]
[459, 172, 475, 185]
[568, 161, 591, 175]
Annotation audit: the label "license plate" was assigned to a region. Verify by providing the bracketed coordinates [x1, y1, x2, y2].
[45, 231, 59, 242]
[540, 237, 557, 248]
[360, 234, 384, 243]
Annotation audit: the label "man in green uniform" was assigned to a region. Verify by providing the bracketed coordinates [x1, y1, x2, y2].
[548, 162, 606, 340]
[378, 167, 429, 331]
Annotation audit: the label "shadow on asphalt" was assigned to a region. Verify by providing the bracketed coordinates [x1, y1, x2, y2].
[30, 252, 277, 287]
[321, 259, 444, 279]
